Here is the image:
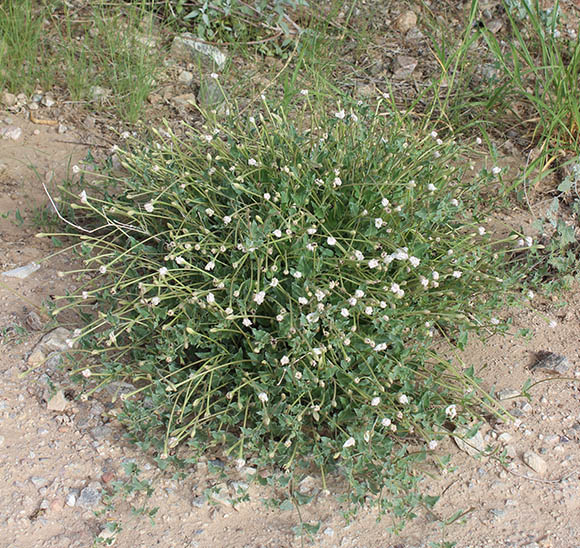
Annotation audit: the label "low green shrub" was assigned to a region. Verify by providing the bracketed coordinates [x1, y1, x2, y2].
[57, 95, 530, 523]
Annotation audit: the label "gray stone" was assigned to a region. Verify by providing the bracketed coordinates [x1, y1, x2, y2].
[406, 27, 424, 42]
[1, 262, 40, 279]
[0, 435, 4, 447]
[452, 424, 486, 457]
[1, 91, 17, 107]
[77, 482, 102, 508]
[498, 432, 512, 443]
[30, 476, 49, 489]
[198, 76, 226, 110]
[0, 125, 22, 140]
[39, 328, 73, 353]
[395, 10, 417, 33]
[323, 527, 334, 537]
[392, 55, 418, 80]
[41, 95, 55, 108]
[178, 70, 194, 85]
[530, 352, 570, 375]
[497, 388, 520, 401]
[171, 93, 197, 109]
[25, 310, 43, 331]
[170, 33, 226, 70]
[191, 495, 206, 508]
[523, 451, 547, 474]
[90, 425, 112, 440]
[487, 19, 503, 34]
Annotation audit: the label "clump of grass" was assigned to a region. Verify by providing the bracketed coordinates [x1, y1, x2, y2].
[483, 0, 580, 187]
[53, 95, 533, 524]
[53, 2, 162, 123]
[0, 0, 55, 93]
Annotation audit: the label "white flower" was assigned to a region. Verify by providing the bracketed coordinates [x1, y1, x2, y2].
[292, 271, 302, 279]
[327, 236, 337, 246]
[306, 243, 316, 251]
[79, 190, 88, 204]
[343, 338, 350, 346]
[364, 306, 373, 315]
[374, 218, 384, 229]
[205, 207, 215, 217]
[445, 404, 457, 419]
[206, 292, 215, 304]
[348, 297, 357, 306]
[208, 167, 216, 175]
[307, 226, 317, 235]
[390, 283, 400, 293]
[300, 89, 309, 96]
[335, 109, 346, 120]
[432, 271, 439, 280]
[205, 261, 215, 271]
[338, 308, 349, 318]
[354, 250, 365, 261]
[375, 342, 387, 351]
[409, 256, 420, 268]
[273, 229, 282, 238]
[476, 137, 482, 145]
[393, 248, 408, 261]
[427, 183, 436, 192]
[492, 166, 502, 175]
[175, 256, 186, 265]
[225, 307, 233, 315]
[270, 277, 279, 287]
[420, 276, 429, 288]
[343, 436, 355, 448]
[242, 318, 252, 327]
[258, 392, 268, 403]
[398, 394, 409, 404]
[490, 317, 500, 325]
[82, 291, 89, 300]
[248, 158, 257, 166]
[210, 72, 219, 79]
[72, 165, 80, 174]
[263, 192, 271, 200]
[353, 290, 363, 299]
[306, 312, 318, 323]
[478, 226, 486, 235]
[82, 368, 92, 378]
[428, 440, 438, 450]
[151, 296, 160, 306]
[158, 267, 168, 277]
[298, 297, 308, 305]
[143, 202, 154, 213]
[368, 258, 379, 269]
[280, 355, 290, 365]
[253, 291, 266, 305]
[396, 289, 405, 298]
[333, 177, 342, 187]
[431, 131, 438, 139]
[223, 215, 232, 225]
[526, 290, 534, 299]
[525, 236, 533, 247]
[452, 270, 462, 278]
[381, 198, 390, 208]
[450, 198, 459, 206]
[381, 417, 391, 427]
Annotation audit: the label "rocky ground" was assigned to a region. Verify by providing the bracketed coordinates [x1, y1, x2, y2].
[2, 2, 580, 547]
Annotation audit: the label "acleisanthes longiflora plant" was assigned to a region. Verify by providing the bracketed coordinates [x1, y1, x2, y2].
[51, 94, 534, 526]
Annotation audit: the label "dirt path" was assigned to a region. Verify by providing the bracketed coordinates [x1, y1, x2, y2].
[2, 109, 580, 548]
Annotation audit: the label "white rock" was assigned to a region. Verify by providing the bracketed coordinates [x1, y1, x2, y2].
[1, 262, 40, 279]
[47, 390, 68, 412]
[452, 424, 486, 457]
[170, 33, 226, 69]
[395, 10, 417, 33]
[523, 451, 547, 474]
[497, 388, 519, 401]
[0, 126, 22, 140]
